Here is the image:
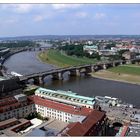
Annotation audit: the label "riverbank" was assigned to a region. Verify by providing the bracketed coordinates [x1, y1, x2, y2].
[91, 70, 140, 85]
[1, 49, 27, 66]
[38, 49, 97, 68]
[108, 65, 140, 76]
[36, 51, 57, 68]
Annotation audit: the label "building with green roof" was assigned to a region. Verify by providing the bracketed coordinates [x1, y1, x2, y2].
[83, 45, 98, 55]
[35, 87, 96, 109]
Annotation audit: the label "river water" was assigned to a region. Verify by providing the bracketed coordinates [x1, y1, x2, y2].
[4, 51, 140, 107]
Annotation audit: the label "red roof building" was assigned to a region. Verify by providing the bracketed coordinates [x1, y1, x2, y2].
[30, 95, 92, 116]
[58, 110, 107, 136]
[0, 96, 35, 121]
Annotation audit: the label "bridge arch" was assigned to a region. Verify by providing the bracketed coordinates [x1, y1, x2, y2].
[112, 122, 123, 127]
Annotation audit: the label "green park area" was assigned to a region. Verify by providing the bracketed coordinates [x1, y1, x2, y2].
[108, 65, 140, 76]
[38, 49, 140, 84]
[92, 64, 140, 85]
[38, 49, 97, 67]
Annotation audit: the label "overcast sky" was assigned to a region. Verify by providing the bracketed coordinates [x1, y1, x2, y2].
[0, 4, 140, 37]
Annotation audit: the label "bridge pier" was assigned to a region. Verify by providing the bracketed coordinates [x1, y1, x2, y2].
[39, 76, 44, 84]
[119, 62, 122, 65]
[33, 77, 40, 85]
[85, 67, 92, 74]
[69, 69, 80, 77]
[135, 61, 140, 65]
[119, 61, 123, 65]
[122, 60, 126, 64]
[94, 65, 100, 71]
[112, 62, 116, 67]
[126, 60, 132, 64]
[33, 76, 44, 85]
[91, 65, 95, 72]
[103, 64, 107, 70]
[52, 72, 63, 80]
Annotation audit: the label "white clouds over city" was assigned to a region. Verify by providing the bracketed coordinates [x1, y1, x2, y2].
[0, 4, 140, 36]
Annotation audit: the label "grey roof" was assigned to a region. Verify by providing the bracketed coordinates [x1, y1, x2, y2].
[69, 115, 86, 123]
[14, 94, 26, 98]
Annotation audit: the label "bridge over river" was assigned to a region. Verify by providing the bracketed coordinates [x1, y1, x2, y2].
[19, 58, 140, 85]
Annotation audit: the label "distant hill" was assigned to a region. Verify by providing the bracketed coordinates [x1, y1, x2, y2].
[0, 35, 140, 41]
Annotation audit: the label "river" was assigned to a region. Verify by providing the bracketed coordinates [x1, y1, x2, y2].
[4, 51, 140, 107]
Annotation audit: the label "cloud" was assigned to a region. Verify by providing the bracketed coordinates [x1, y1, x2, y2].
[34, 15, 46, 22]
[51, 4, 82, 10]
[13, 4, 33, 13]
[1, 4, 34, 13]
[94, 13, 106, 20]
[5, 19, 17, 24]
[75, 12, 88, 18]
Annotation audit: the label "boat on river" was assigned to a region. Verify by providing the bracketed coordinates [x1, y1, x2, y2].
[95, 95, 134, 108]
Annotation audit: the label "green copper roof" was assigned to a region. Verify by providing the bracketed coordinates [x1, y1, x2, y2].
[83, 45, 98, 49]
[35, 87, 95, 105]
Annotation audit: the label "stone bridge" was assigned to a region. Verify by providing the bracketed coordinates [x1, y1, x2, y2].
[107, 116, 131, 125]
[19, 58, 140, 85]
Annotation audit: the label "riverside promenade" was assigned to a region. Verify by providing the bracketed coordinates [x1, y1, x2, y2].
[100, 104, 140, 124]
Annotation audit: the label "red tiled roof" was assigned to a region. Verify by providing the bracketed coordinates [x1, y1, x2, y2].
[66, 122, 85, 136]
[0, 96, 34, 113]
[0, 97, 17, 107]
[30, 95, 92, 116]
[64, 110, 106, 136]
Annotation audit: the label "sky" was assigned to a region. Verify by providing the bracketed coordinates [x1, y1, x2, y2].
[0, 4, 140, 37]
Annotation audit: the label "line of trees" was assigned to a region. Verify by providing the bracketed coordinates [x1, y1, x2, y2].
[59, 44, 101, 60]
[0, 41, 36, 48]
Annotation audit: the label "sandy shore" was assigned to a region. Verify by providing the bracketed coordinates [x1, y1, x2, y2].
[90, 70, 140, 85]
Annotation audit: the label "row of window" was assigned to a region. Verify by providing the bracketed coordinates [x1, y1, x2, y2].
[0, 105, 35, 121]
[36, 91, 91, 104]
[39, 107, 72, 117]
[45, 113, 71, 122]
[37, 105, 72, 117]
[36, 106, 73, 122]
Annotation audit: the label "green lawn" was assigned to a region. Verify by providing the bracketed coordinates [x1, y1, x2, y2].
[108, 65, 140, 76]
[38, 49, 98, 67]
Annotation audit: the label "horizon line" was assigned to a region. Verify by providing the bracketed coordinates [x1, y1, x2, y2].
[1, 34, 140, 39]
